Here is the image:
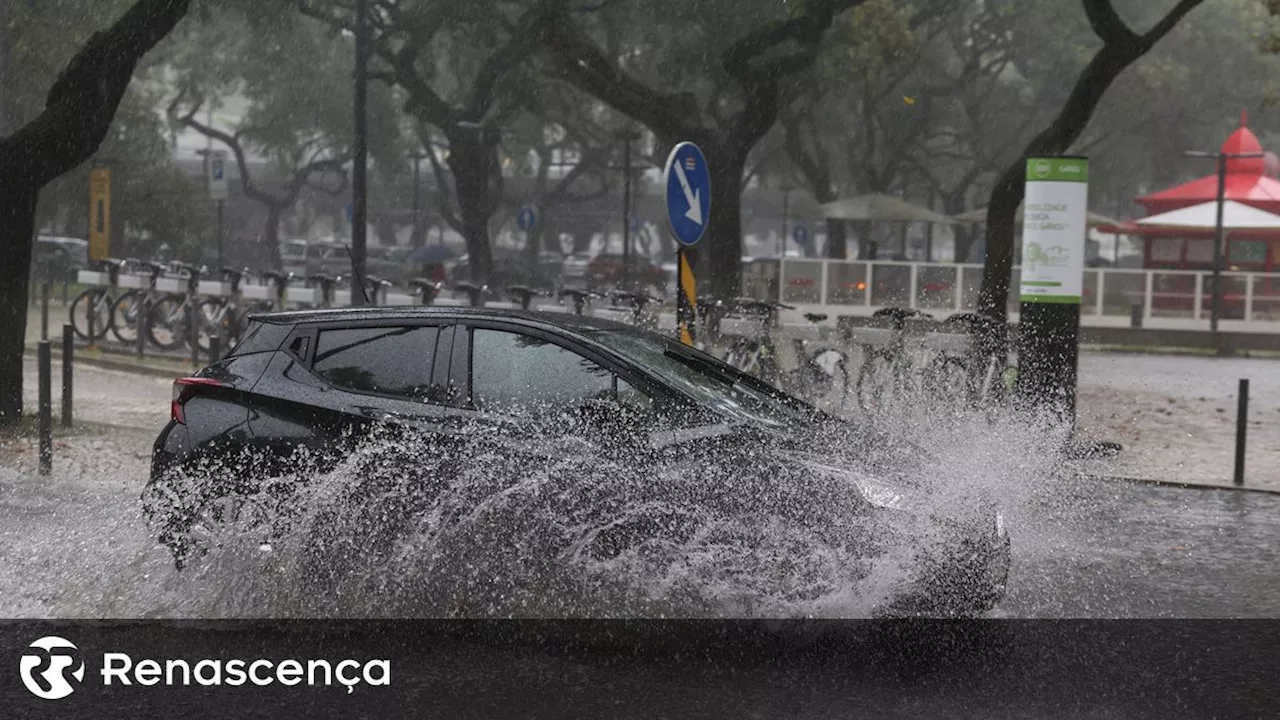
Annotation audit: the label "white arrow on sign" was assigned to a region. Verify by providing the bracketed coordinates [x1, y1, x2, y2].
[672, 159, 703, 226]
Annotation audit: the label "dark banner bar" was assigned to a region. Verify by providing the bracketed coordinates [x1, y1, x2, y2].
[1, 621, 1277, 719]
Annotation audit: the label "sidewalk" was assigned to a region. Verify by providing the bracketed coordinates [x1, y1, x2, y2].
[1073, 352, 1280, 493]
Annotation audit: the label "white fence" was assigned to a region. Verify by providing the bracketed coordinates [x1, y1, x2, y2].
[758, 260, 1280, 333]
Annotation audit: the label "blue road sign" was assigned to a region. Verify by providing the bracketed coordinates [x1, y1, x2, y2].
[792, 223, 810, 248]
[517, 206, 537, 232]
[343, 202, 353, 223]
[663, 142, 711, 246]
[629, 216, 641, 233]
[211, 157, 224, 181]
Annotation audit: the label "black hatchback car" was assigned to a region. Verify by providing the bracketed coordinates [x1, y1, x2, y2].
[146, 307, 1010, 616]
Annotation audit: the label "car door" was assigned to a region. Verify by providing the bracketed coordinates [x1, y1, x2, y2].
[246, 320, 455, 473]
[442, 322, 665, 454]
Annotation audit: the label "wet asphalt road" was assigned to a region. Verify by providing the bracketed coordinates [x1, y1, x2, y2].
[1003, 478, 1280, 617]
[7, 359, 1280, 619]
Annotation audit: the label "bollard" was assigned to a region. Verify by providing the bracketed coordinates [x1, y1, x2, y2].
[1234, 378, 1249, 486]
[62, 278, 69, 307]
[209, 334, 222, 363]
[1129, 303, 1143, 329]
[40, 281, 50, 341]
[61, 324, 73, 428]
[188, 301, 199, 367]
[38, 341, 52, 476]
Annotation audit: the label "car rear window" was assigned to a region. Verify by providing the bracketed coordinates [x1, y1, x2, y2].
[312, 326, 442, 401]
[227, 320, 292, 357]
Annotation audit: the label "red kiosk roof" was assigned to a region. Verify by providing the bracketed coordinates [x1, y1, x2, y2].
[1136, 111, 1280, 215]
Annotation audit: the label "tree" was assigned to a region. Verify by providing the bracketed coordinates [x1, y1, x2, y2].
[977, 0, 1207, 320]
[10, 0, 210, 259]
[162, 8, 403, 269]
[542, 0, 866, 299]
[0, 0, 192, 425]
[300, 0, 561, 284]
[781, 0, 959, 259]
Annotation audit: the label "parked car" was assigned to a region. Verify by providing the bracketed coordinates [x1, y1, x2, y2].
[447, 250, 563, 290]
[585, 254, 667, 293]
[145, 306, 1010, 616]
[33, 235, 89, 279]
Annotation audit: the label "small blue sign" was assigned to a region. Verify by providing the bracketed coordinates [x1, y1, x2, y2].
[517, 206, 537, 232]
[211, 157, 224, 181]
[343, 202, 353, 223]
[792, 223, 810, 248]
[663, 142, 711, 247]
[629, 216, 641, 234]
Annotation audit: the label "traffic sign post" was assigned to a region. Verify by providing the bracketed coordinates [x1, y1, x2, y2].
[1016, 156, 1089, 426]
[663, 142, 711, 346]
[207, 150, 228, 201]
[206, 151, 228, 267]
[518, 205, 538, 268]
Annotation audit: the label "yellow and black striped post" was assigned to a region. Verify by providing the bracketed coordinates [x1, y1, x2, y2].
[677, 249, 696, 346]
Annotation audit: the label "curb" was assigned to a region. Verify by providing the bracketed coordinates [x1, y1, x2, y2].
[1101, 474, 1280, 496]
[32, 347, 191, 380]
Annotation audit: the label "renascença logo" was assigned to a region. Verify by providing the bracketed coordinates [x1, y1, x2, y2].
[21, 636, 85, 700]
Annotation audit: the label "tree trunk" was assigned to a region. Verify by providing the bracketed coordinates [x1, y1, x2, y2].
[263, 204, 284, 271]
[0, 0, 192, 426]
[446, 133, 495, 283]
[976, 0, 1206, 319]
[0, 185, 39, 423]
[825, 218, 847, 259]
[703, 144, 748, 300]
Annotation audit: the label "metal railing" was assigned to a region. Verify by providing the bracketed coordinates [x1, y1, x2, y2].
[764, 259, 1280, 332]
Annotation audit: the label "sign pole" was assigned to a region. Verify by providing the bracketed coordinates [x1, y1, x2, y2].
[216, 198, 225, 268]
[677, 248, 696, 346]
[1016, 156, 1089, 426]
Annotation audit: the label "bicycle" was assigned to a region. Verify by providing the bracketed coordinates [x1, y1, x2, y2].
[853, 307, 935, 415]
[70, 257, 127, 342]
[106, 259, 168, 345]
[508, 285, 555, 311]
[409, 278, 445, 305]
[192, 267, 251, 352]
[607, 290, 663, 330]
[716, 298, 850, 401]
[559, 288, 601, 316]
[145, 261, 204, 351]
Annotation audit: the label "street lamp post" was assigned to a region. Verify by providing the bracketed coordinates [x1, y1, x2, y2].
[616, 128, 641, 290]
[409, 152, 427, 249]
[350, 0, 370, 306]
[1185, 148, 1264, 348]
[780, 184, 795, 258]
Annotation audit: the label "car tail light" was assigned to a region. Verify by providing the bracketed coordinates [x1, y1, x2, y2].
[171, 377, 224, 424]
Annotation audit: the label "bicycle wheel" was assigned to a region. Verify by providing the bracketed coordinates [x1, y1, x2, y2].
[146, 296, 190, 351]
[193, 299, 235, 352]
[70, 288, 111, 341]
[855, 351, 899, 415]
[108, 290, 145, 344]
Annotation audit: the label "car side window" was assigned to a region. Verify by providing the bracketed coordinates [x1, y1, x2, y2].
[470, 329, 614, 416]
[312, 326, 441, 401]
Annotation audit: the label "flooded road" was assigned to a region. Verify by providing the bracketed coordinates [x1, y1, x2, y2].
[2, 354, 1278, 618]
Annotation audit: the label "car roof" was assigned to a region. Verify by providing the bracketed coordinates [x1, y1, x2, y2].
[249, 306, 638, 335]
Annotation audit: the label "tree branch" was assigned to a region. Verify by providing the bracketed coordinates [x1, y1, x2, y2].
[1, 0, 193, 185]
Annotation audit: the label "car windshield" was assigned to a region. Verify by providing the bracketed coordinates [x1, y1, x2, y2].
[588, 329, 812, 428]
